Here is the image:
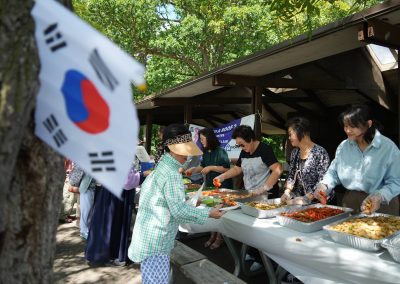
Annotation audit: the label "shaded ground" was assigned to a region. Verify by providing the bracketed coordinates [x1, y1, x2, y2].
[54, 222, 269, 283]
[53, 222, 141, 284]
[180, 233, 268, 283]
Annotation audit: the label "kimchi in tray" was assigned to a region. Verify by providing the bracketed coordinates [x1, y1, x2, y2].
[277, 204, 353, 233]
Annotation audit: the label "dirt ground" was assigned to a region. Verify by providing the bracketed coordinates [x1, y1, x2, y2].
[53, 221, 269, 283]
[53, 222, 142, 284]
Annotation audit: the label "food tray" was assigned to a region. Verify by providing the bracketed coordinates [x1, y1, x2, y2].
[323, 213, 400, 252]
[239, 197, 294, 218]
[382, 232, 400, 263]
[277, 204, 353, 233]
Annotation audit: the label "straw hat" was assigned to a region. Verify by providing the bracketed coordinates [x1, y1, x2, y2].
[165, 133, 203, 156]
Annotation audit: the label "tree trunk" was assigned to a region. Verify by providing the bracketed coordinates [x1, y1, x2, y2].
[0, 0, 66, 282]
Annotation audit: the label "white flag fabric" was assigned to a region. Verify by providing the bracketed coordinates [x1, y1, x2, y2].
[32, 0, 146, 197]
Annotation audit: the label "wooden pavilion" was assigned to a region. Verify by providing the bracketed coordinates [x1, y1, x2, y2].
[135, 1, 400, 157]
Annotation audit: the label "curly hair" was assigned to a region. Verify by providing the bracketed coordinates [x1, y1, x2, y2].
[232, 125, 255, 143]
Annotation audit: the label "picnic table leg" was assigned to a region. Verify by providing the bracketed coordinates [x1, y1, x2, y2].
[259, 251, 278, 284]
[276, 265, 288, 283]
[223, 235, 241, 276]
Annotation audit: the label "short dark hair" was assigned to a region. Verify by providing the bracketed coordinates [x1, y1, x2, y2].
[162, 124, 190, 153]
[286, 117, 311, 142]
[232, 125, 255, 143]
[198, 128, 220, 150]
[340, 104, 377, 144]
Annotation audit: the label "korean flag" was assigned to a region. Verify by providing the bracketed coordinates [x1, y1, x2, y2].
[31, 0, 146, 198]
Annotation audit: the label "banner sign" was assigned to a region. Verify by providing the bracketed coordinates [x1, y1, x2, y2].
[214, 114, 255, 159]
[188, 115, 255, 159]
[32, 0, 146, 198]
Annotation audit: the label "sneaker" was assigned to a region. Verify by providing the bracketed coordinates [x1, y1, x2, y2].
[249, 261, 263, 272]
[245, 253, 255, 261]
[79, 233, 88, 240]
[111, 259, 126, 266]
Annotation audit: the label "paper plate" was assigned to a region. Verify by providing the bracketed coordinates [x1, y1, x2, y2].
[219, 204, 241, 211]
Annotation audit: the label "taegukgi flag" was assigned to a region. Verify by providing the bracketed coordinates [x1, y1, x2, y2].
[31, 0, 146, 197]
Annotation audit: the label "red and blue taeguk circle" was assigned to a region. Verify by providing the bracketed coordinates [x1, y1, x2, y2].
[61, 70, 110, 134]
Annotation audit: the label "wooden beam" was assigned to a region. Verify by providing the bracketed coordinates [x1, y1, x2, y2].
[260, 118, 286, 130]
[262, 102, 286, 127]
[184, 104, 192, 125]
[145, 112, 153, 153]
[263, 89, 325, 117]
[263, 96, 312, 103]
[208, 115, 229, 125]
[253, 86, 263, 139]
[152, 97, 251, 106]
[213, 74, 259, 87]
[302, 89, 328, 112]
[228, 111, 241, 120]
[358, 19, 400, 49]
[203, 118, 219, 128]
[354, 89, 379, 104]
[258, 74, 349, 89]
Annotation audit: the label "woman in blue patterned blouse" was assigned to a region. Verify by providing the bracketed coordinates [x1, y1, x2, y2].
[281, 117, 330, 205]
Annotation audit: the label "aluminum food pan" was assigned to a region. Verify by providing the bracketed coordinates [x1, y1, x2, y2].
[186, 188, 235, 197]
[277, 204, 353, 233]
[323, 213, 400, 252]
[240, 197, 293, 218]
[382, 232, 400, 263]
[235, 194, 271, 203]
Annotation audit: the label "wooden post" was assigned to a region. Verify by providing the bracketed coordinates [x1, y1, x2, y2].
[252, 86, 263, 140]
[145, 111, 153, 153]
[184, 104, 192, 126]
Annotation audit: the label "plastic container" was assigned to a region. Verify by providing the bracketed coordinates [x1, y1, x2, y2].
[140, 162, 154, 172]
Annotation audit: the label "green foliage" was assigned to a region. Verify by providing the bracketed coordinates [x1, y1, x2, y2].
[270, 0, 383, 31]
[73, 0, 382, 100]
[262, 135, 286, 163]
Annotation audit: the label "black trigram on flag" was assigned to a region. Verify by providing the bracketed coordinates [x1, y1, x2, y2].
[43, 114, 68, 147]
[89, 49, 119, 91]
[89, 151, 116, 172]
[43, 23, 67, 52]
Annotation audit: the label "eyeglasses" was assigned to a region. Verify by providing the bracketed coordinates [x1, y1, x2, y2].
[236, 143, 245, 148]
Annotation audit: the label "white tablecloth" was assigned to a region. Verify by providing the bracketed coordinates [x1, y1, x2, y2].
[181, 209, 400, 284]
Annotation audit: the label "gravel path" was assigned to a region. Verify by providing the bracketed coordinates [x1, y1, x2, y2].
[53, 222, 141, 284]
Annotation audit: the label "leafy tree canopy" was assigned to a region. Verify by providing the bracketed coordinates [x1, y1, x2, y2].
[73, 0, 382, 100]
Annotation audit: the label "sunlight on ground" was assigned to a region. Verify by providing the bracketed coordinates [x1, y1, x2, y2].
[53, 223, 142, 284]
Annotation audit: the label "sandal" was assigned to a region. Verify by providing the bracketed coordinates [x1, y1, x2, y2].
[65, 217, 73, 223]
[59, 217, 73, 223]
[204, 233, 217, 248]
[210, 237, 224, 250]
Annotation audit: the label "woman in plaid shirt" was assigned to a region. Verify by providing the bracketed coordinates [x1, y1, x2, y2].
[128, 124, 224, 284]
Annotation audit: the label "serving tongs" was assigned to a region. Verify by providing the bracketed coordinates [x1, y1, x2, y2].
[188, 174, 206, 206]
